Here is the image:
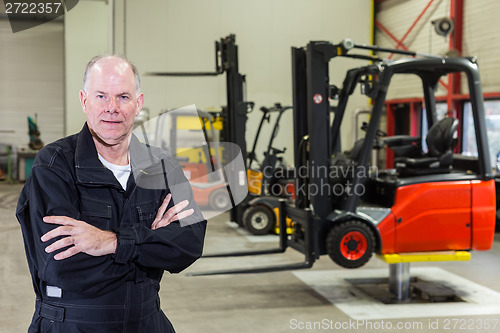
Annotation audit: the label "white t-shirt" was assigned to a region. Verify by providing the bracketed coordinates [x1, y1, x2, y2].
[98, 153, 131, 190]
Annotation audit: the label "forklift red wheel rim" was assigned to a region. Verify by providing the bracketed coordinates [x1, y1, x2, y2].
[340, 231, 367, 260]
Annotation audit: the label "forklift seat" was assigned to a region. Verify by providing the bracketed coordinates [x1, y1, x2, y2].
[395, 117, 459, 176]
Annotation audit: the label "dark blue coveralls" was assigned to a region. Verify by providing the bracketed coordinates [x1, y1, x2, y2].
[16, 123, 207, 333]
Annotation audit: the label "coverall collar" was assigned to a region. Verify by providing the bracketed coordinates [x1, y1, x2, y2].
[75, 123, 165, 187]
[75, 123, 123, 187]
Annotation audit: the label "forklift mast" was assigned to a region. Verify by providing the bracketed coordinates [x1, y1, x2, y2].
[147, 34, 251, 222]
[291, 47, 308, 210]
[292, 42, 357, 216]
[216, 35, 252, 222]
[219, 35, 249, 168]
[291, 41, 376, 214]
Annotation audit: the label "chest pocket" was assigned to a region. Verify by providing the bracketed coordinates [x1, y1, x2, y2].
[80, 196, 112, 229]
[136, 201, 159, 228]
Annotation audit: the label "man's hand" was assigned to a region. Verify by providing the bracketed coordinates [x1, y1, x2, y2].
[41, 216, 117, 260]
[41, 194, 193, 260]
[151, 193, 194, 230]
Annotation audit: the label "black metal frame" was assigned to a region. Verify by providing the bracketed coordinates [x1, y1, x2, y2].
[187, 200, 316, 276]
[247, 107, 271, 168]
[247, 103, 292, 194]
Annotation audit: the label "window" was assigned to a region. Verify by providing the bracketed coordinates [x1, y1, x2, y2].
[421, 103, 448, 152]
[462, 100, 500, 171]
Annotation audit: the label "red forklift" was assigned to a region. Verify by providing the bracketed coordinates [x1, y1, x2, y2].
[191, 40, 496, 275]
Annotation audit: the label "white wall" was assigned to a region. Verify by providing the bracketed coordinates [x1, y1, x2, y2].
[0, 18, 64, 148]
[64, 0, 109, 135]
[375, 0, 500, 100]
[462, 0, 500, 93]
[64, 0, 373, 160]
[119, 0, 373, 161]
[375, 0, 449, 99]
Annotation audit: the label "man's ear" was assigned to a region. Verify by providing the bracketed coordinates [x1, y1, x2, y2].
[79, 90, 88, 113]
[136, 93, 144, 116]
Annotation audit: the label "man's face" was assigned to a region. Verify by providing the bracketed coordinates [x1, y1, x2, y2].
[79, 57, 144, 146]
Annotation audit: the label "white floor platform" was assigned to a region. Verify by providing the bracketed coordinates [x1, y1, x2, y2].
[293, 267, 500, 320]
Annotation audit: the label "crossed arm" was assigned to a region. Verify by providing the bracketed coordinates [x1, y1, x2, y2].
[16, 159, 207, 296]
[42, 193, 194, 260]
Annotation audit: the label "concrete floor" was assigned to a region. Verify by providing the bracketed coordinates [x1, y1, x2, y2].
[1, 182, 500, 332]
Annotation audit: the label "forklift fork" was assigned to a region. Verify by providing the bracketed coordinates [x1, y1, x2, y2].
[187, 200, 317, 276]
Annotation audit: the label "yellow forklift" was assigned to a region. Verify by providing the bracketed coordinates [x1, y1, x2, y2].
[244, 103, 295, 235]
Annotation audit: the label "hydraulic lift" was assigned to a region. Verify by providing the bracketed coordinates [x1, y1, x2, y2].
[147, 34, 253, 224]
[191, 38, 496, 293]
[377, 251, 471, 301]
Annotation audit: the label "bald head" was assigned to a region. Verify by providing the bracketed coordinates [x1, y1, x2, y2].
[83, 55, 141, 96]
[79, 55, 144, 150]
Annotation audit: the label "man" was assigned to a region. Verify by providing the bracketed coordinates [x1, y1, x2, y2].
[16, 55, 207, 332]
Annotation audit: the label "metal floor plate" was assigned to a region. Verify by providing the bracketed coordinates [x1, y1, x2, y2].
[293, 267, 500, 320]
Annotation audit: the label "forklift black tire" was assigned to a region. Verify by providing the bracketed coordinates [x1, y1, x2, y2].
[326, 220, 375, 269]
[209, 188, 232, 211]
[243, 205, 276, 235]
